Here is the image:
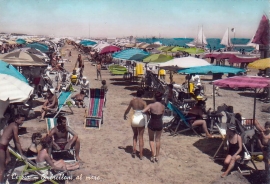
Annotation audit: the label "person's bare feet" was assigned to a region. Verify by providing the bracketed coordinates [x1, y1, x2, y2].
[221, 173, 227, 178]
[206, 134, 214, 138]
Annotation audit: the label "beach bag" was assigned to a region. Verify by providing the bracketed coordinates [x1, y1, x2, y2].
[131, 111, 146, 127]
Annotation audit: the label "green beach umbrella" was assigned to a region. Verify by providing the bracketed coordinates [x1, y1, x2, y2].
[157, 46, 166, 51]
[143, 54, 173, 63]
[161, 46, 175, 52]
[183, 48, 204, 54]
[171, 46, 185, 52]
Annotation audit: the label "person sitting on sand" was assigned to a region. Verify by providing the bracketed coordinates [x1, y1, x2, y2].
[0, 114, 26, 183]
[40, 89, 58, 122]
[36, 135, 79, 173]
[124, 89, 147, 160]
[48, 116, 82, 162]
[71, 90, 86, 108]
[26, 132, 42, 157]
[186, 100, 213, 138]
[221, 124, 243, 177]
[257, 121, 270, 171]
[142, 91, 165, 163]
[80, 76, 90, 96]
[101, 80, 108, 107]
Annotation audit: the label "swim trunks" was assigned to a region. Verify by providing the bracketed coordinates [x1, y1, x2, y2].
[131, 111, 146, 128]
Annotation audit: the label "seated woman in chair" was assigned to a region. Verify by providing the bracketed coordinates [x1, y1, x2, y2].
[26, 133, 42, 157]
[221, 124, 243, 177]
[40, 89, 58, 122]
[36, 135, 79, 172]
[186, 100, 213, 138]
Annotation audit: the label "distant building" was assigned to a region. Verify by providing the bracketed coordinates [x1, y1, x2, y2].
[106, 37, 116, 43]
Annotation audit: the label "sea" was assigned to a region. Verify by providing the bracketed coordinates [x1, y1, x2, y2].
[136, 38, 255, 52]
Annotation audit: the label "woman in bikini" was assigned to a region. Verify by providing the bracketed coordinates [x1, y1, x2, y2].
[124, 89, 147, 160]
[142, 91, 165, 163]
[36, 135, 79, 173]
[221, 124, 243, 177]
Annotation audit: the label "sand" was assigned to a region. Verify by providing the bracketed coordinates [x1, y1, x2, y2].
[15, 42, 267, 184]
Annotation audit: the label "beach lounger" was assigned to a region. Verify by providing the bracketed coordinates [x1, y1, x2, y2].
[166, 102, 201, 137]
[85, 88, 105, 130]
[53, 91, 73, 118]
[46, 118, 76, 162]
[5, 146, 69, 184]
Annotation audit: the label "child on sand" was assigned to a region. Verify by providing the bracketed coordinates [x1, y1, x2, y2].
[258, 121, 270, 171]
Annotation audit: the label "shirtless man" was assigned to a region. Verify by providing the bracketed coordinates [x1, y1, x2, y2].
[71, 90, 86, 108]
[259, 121, 270, 170]
[75, 54, 84, 79]
[0, 114, 25, 182]
[124, 89, 147, 160]
[48, 116, 82, 161]
[40, 89, 58, 122]
[96, 62, 102, 80]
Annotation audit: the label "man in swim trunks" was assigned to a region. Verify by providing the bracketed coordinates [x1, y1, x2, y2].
[0, 114, 26, 183]
[40, 88, 58, 121]
[48, 116, 82, 161]
[124, 89, 147, 160]
[74, 54, 84, 79]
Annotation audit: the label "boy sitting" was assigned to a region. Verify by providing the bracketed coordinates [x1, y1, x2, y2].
[71, 90, 86, 108]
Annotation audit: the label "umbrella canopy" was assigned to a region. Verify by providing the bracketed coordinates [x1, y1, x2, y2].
[161, 46, 175, 52]
[252, 15, 269, 46]
[99, 45, 121, 54]
[146, 43, 161, 49]
[0, 51, 47, 67]
[128, 53, 149, 61]
[183, 47, 205, 54]
[5, 40, 17, 45]
[143, 54, 173, 63]
[0, 60, 28, 83]
[213, 76, 270, 89]
[157, 46, 167, 51]
[0, 74, 33, 103]
[228, 55, 259, 64]
[247, 58, 270, 70]
[158, 57, 210, 71]
[178, 65, 245, 75]
[16, 39, 26, 44]
[125, 43, 136, 48]
[171, 46, 184, 52]
[0, 99, 9, 119]
[26, 42, 49, 53]
[80, 40, 97, 46]
[112, 49, 150, 60]
[139, 43, 150, 49]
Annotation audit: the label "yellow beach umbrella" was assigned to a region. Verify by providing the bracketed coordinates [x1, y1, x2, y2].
[248, 58, 270, 70]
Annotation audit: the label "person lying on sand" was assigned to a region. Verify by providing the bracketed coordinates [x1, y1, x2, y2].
[48, 116, 82, 162]
[36, 135, 79, 173]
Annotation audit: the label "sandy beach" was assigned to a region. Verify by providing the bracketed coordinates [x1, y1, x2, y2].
[14, 42, 267, 184]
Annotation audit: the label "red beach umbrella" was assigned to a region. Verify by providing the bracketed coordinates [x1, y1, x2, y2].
[99, 45, 121, 54]
[252, 15, 270, 46]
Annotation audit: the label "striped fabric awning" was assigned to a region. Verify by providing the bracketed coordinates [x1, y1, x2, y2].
[213, 76, 270, 89]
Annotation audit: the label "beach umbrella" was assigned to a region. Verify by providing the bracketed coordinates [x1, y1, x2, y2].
[125, 43, 136, 48]
[143, 54, 173, 63]
[158, 57, 210, 71]
[213, 76, 270, 120]
[16, 39, 26, 44]
[161, 46, 175, 52]
[146, 43, 161, 49]
[6, 40, 17, 45]
[99, 45, 121, 54]
[139, 43, 150, 49]
[183, 47, 205, 54]
[128, 53, 149, 61]
[247, 58, 270, 70]
[171, 46, 184, 52]
[0, 51, 47, 67]
[26, 42, 49, 53]
[80, 40, 97, 46]
[252, 15, 269, 46]
[0, 60, 28, 83]
[0, 99, 9, 119]
[112, 49, 150, 60]
[157, 46, 167, 51]
[0, 74, 33, 103]
[178, 65, 245, 75]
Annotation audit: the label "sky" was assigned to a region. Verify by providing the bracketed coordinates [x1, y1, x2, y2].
[0, 0, 269, 39]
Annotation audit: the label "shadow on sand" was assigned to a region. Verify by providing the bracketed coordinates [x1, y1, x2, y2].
[118, 145, 152, 161]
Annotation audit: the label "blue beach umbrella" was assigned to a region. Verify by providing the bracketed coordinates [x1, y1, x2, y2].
[0, 60, 28, 83]
[16, 39, 26, 44]
[178, 65, 245, 75]
[80, 40, 97, 46]
[112, 49, 150, 60]
[26, 42, 49, 53]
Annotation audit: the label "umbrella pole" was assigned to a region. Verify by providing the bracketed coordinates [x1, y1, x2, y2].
[213, 84, 216, 111]
[253, 88, 257, 121]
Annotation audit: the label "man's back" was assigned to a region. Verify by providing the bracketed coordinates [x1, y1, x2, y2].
[0, 123, 16, 145]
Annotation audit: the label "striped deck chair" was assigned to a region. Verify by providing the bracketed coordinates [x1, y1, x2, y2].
[85, 88, 105, 129]
[53, 91, 73, 118]
[46, 118, 76, 162]
[5, 146, 69, 184]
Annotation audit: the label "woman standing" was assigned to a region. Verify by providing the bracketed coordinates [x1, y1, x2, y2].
[124, 89, 147, 160]
[221, 124, 243, 177]
[142, 92, 165, 163]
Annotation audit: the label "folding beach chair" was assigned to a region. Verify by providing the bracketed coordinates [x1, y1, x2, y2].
[166, 102, 201, 137]
[53, 91, 73, 118]
[85, 88, 105, 130]
[5, 146, 69, 184]
[46, 118, 76, 162]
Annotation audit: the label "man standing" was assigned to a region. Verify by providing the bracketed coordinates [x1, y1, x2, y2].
[0, 114, 26, 183]
[75, 54, 84, 79]
[96, 62, 102, 80]
[48, 116, 82, 162]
